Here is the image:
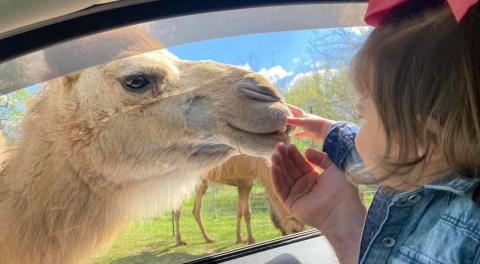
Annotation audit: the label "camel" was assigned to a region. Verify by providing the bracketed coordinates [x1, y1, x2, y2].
[0, 29, 292, 264]
[174, 154, 305, 246]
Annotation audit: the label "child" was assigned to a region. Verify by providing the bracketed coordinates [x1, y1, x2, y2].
[271, 1, 480, 263]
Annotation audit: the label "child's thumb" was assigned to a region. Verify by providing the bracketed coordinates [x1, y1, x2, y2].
[305, 148, 332, 169]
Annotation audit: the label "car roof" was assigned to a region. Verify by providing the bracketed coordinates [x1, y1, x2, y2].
[0, 0, 366, 62]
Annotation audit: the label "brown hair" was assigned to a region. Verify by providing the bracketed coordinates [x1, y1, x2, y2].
[351, 2, 480, 188]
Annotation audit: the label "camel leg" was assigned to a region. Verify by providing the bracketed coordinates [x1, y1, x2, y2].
[174, 204, 187, 246]
[193, 179, 215, 243]
[239, 181, 255, 244]
[235, 188, 244, 244]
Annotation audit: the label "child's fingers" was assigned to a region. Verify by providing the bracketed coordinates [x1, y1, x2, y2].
[294, 131, 310, 138]
[286, 171, 318, 206]
[271, 165, 290, 204]
[287, 104, 306, 117]
[275, 143, 298, 186]
[272, 145, 294, 187]
[271, 149, 285, 175]
[286, 117, 307, 128]
[305, 148, 333, 170]
[286, 143, 316, 175]
[286, 118, 318, 140]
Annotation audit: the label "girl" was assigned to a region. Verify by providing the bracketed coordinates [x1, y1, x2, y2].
[271, 1, 480, 263]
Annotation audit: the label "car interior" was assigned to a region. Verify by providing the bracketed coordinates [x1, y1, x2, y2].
[0, 1, 368, 263]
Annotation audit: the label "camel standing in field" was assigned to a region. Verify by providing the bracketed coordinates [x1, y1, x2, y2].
[0, 29, 292, 264]
[174, 154, 305, 246]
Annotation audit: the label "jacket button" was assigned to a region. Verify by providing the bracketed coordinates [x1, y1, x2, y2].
[407, 194, 422, 204]
[382, 237, 396, 248]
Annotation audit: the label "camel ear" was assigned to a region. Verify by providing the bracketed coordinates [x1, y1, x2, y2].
[55, 73, 80, 92]
[65, 73, 80, 87]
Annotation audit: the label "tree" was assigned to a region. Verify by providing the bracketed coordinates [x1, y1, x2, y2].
[285, 65, 360, 152]
[0, 90, 29, 142]
[0, 58, 31, 143]
[285, 27, 370, 152]
[307, 27, 369, 67]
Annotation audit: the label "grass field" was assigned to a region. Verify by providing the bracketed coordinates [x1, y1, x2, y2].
[92, 181, 286, 263]
[92, 181, 376, 264]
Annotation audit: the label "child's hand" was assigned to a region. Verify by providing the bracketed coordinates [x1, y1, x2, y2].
[287, 104, 335, 142]
[270, 143, 366, 258]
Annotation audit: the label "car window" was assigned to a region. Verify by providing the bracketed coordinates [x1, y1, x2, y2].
[0, 3, 374, 264]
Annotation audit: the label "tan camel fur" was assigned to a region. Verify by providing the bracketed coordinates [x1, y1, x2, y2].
[0, 29, 291, 264]
[174, 154, 304, 246]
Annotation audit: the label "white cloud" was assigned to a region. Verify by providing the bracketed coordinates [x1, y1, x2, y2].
[236, 63, 252, 71]
[258, 66, 294, 84]
[314, 61, 325, 68]
[288, 69, 339, 88]
[233, 64, 294, 85]
[289, 72, 315, 88]
[347, 26, 371, 36]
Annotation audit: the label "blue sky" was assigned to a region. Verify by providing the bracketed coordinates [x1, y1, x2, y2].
[169, 29, 315, 93]
[168, 27, 368, 92]
[169, 30, 313, 69]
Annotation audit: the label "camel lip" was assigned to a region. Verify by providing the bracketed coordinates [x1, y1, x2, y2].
[192, 143, 234, 156]
[227, 122, 291, 137]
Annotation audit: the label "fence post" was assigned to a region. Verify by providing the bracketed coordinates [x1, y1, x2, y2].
[213, 187, 217, 219]
[171, 211, 175, 237]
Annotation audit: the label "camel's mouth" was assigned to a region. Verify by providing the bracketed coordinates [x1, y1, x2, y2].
[227, 123, 293, 137]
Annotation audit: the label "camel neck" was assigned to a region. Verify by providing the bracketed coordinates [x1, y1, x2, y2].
[0, 141, 123, 264]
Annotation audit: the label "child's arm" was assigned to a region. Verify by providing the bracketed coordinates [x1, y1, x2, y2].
[322, 122, 363, 171]
[287, 105, 363, 170]
[271, 143, 366, 264]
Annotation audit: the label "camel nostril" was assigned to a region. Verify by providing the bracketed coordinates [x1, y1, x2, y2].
[239, 83, 281, 102]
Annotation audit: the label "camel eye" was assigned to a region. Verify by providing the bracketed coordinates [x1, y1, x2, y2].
[123, 75, 151, 92]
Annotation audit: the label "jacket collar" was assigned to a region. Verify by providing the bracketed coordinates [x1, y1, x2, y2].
[424, 171, 480, 197]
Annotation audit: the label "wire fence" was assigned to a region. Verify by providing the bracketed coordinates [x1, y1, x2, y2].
[145, 180, 377, 241]
[151, 180, 277, 237]
[94, 174, 378, 263]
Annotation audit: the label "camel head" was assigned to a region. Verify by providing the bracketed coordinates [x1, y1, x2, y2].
[37, 29, 292, 185]
[269, 199, 305, 235]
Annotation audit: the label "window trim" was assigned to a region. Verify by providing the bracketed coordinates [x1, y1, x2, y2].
[184, 229, 323, 263]
[0, 0, 365, 63]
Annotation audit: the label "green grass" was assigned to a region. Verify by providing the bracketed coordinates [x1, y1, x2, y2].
[92, 182, 283, 263]
[359, 185, 376, 207]
[92, 182, 376, 264]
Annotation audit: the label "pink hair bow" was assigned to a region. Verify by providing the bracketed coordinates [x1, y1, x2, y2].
[365, 0, 479, 27]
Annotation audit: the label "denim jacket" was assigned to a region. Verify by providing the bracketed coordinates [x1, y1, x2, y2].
[322, 122, 480, 264]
